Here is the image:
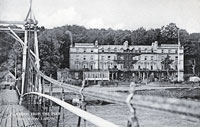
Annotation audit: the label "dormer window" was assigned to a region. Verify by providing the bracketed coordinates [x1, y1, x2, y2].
[108, 48, 111, 52]
[101, 48, 104, 52]
[114, 47, 117, 52]
[151, 56, 153, 60]
[138, 48, 141, 53]
[83, 49, 86, 52]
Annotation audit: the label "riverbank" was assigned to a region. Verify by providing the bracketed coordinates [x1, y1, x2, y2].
[87, 81, 200, 99]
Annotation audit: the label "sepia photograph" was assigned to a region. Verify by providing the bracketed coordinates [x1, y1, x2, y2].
[0, 0, 200, 126]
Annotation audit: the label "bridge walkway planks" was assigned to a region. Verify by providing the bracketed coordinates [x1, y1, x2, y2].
[0, 89, 42, 127]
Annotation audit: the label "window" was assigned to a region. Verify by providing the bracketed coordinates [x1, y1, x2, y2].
[91, 49, 93, 52]
[138, 48, 141, 53]
[114, 48, 117, 52]
[101, 56, 104, 60]
[83, 49, 86, 52]
[151, 65, 153, 70]
[138, 56, 140, 60]
[135, 49, 138, 53]
[161, 56, 164, 60]
[75, 62, 79, 69]
[175, 50, 178, 53]
[114, 56, 117, 60]
[108, 48, 111, 52]
[162, 65, 164, 70]
[76, 55, 79, 60]
[168, 49, 171, 53]
[145, 56, 147, 60]
[83, 56, 86, 60]
[162, 49, 164, 53]
[91, 56, 93, 60]
[120, 56, 124, 60]
[108, 56, 111, 60]
[101, 64, 104, 69]
[138, 65, 141, 69]
[151, 56, 153, 60]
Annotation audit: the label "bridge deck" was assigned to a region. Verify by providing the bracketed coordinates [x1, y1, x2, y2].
[0, 90, 42, 127]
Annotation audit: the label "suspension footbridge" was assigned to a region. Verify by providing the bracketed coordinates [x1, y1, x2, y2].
[0, 0, 200, 127]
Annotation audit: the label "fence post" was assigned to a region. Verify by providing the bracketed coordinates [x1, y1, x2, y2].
[62, 86, 65, 127]
[77, 80, 87, 127]
[49, 74, 53, 110]
[126, 82, 139, 127]
[57, 78, 64, 127]
[41, 77, 44, 124]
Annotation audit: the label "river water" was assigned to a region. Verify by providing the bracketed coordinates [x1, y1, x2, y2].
[47, 103, 199, 127]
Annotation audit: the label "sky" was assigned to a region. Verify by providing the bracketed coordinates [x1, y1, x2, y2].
[0, 0, 200, 33]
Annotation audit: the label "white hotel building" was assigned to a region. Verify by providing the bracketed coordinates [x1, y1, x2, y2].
[69, 41, 184, 82]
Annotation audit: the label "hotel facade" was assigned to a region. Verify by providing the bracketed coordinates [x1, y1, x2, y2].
[69, 41, 184, 82]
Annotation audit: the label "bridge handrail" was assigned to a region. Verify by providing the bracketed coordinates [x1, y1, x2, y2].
[23, 92, 120, 127]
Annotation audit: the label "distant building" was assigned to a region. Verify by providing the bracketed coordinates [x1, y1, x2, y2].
[83, 70, 110, 81]
[69, 41, 184, 82]
[57, 68, 70, 81]
[70, 42, 99, 70]
[0, 71, 16, 89]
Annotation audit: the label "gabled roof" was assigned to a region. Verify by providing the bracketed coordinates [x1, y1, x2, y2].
[0, 70, 16, 80]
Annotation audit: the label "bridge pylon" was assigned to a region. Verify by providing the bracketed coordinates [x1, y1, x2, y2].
[20, 0, 41, 104]
[0, 0, 41, 105]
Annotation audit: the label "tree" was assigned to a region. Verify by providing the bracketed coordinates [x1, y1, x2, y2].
[145, 28, 160, 45]
[184, 41, 200, 76]
[0, 29, 23, 74]
[161, 55, 173, 80]
[38, 30, 63, 77]
[131, 27, 147, 45]
[160, 23, 179, 44]
[160, 23, 189, 45]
